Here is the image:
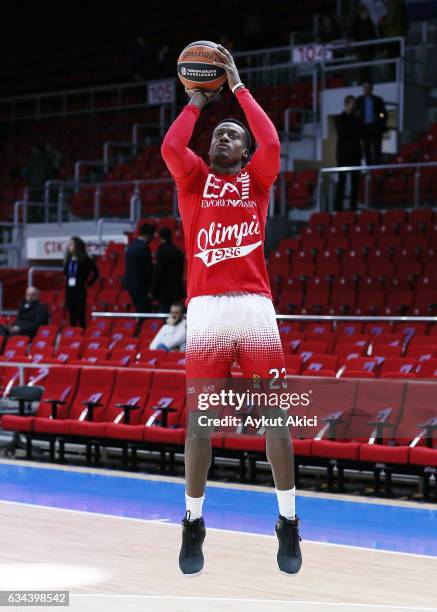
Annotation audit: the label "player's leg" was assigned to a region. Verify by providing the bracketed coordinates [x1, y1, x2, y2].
[236, 293, 302, 574]
[179, 294, 235, 575]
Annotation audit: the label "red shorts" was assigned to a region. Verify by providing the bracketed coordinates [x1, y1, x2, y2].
[185, 292, 286, 380]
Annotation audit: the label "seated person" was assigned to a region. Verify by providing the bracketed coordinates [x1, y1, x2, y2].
[149, 302, 186, 351]
[0, 287, 49, 339]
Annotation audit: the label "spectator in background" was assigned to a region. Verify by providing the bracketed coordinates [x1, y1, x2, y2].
[132, 35, 148, 81]
[335, 95, 363, 211]
[152, 227, 185, 313]
[64, 237, 99, 328]
[349, 4, 376, 80]
[44, 143, 63, 178]
[380, 0, 408, 78]
[124, 223, 155, 315]
[354, 80, 388, 164]
[149, 302, 186, 351]
[317, 14, 342, 43]
[23, 145, 53, 202]
[380, 0, 408, 38]
[0, 287, 49, 341]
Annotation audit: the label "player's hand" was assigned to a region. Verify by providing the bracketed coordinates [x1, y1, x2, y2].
[213, 45, 241, 92]
[185, 87, 222, 110]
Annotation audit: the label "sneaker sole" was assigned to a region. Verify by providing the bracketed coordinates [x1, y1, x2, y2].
[279, 568, 300, 576]
[180, 569, 203, 577]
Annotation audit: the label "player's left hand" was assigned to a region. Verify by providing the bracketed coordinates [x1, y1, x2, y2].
[213, 45, 241, 91]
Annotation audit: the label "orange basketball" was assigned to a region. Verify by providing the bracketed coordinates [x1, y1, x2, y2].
[177, 40, 226, 91]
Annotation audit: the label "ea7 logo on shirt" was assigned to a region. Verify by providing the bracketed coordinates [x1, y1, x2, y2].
[201, 172, 254, 207]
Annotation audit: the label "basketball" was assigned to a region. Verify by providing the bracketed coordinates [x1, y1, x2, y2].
[177, 40, 226, 91]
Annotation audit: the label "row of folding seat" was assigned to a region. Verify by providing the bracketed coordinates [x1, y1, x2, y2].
[276, 237, 437, 259]
[309, 208, 434, 227]
[267, 261, 437, 290]
[1, 366, 186, 449]
[2, 345, 436, 382]
[1, 368, 435, 496]
[273, 277, 437, 294]
[271, 262, 437, 280]
[275, 288, 437, 315]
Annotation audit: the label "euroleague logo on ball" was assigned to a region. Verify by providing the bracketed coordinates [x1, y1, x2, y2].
[181, 67, 187, 76]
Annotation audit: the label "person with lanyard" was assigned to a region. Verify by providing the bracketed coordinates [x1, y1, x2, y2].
[64, 236, 99, 328]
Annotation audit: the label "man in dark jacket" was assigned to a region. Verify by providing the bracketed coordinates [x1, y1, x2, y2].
[124, 223, 155, 313]
[335, 95, 363, 211]
[152, 227, 185, 312]
[354, 81, 388, 165]
[0, 287, 49, 340]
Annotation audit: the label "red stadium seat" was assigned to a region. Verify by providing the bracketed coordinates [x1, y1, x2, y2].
[34, 367, 115, 436]
[82, 337, 110, 352]
[34, 325, 57, 340]
[298, 342, 328, 362]
[284, 354, 303, 374]
[415, 358, 437, 378]
[340, 357, 379, 376]
[59, 327, 83, 340]
[406, 345, 437, 361]
[2, 366, 80, 433]
[380, 358, 417, 377]
[334, 344, 366, 363]
[336, 334, 370, 350]
[303, 354, 338, 374]
[370, 345, 403, 358]
[4, 336, 28, 354]
[71, 369, 153, 438]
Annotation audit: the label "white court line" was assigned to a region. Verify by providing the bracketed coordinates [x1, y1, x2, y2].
[1, 457, 435, 510]
[0, 499, 436, 561]
[70, 594, 437, 611]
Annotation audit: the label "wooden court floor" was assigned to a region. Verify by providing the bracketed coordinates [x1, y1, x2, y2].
[0, 499, 436, 612]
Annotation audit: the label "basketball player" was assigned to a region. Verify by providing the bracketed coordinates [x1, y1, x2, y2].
[161, 45, 302, 576]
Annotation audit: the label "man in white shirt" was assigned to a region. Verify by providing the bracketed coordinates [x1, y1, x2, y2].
[149, 302, 186, 351]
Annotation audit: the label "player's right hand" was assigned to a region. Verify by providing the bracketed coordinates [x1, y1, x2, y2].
[185, 87, 222, 109]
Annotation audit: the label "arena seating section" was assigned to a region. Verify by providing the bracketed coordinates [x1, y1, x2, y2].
[0, 82, 327, 220]
[5, 100, 437, 221]
[0, 208, 436, 498]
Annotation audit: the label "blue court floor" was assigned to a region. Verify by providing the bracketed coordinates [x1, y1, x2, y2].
[1, 462, 436, 557]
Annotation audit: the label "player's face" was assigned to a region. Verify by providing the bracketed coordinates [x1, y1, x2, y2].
[209, 122, 248, 168]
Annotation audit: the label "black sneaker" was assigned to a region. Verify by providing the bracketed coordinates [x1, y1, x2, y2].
[275, 514, 302, 575]
[179, 510, 206, 576]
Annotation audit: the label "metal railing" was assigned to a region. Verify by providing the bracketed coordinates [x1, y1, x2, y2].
[92, 312, 437, 324]
[0, 35, 407, 124]
[0, 79, 167, 122]
[318, 160, 437, 212]
[96, 218, 132, 245]
[43, 177, 176, 223]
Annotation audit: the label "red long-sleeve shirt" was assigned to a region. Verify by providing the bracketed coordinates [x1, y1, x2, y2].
[161, 87, 280, 304]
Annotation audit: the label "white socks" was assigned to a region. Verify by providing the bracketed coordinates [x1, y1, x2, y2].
[185, 492, 205, 521]
[275, 487, 296, 520]
[185, 488, 295, 521]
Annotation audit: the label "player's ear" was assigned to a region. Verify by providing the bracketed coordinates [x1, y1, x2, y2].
[242, 147, 249, 160]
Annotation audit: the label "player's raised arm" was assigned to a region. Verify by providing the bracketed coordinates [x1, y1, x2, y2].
[213, 45, 280, 182]
[161, 89, 219, 180]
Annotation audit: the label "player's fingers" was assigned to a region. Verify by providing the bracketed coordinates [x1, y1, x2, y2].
[212, 61, 228, 70]
[214, 49, 229, 63]
[217, 44, 232, 59]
